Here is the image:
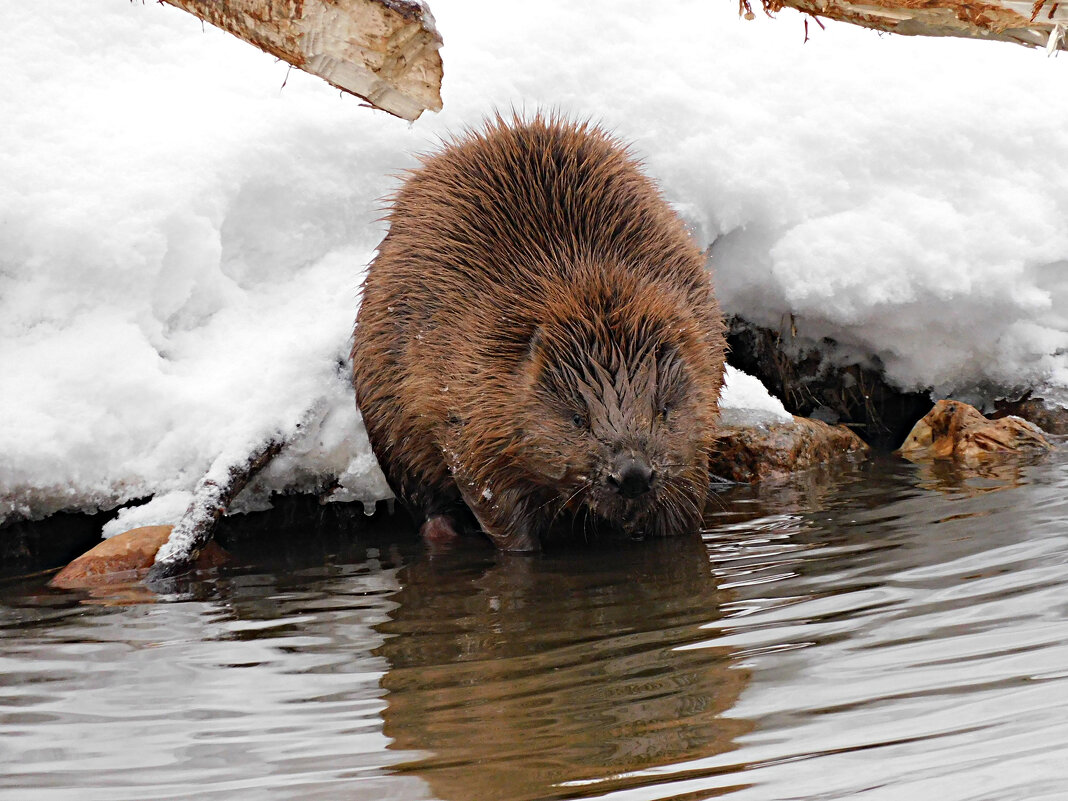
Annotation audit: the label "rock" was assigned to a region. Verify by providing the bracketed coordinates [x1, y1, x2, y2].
[897, 399, 1051, 465]
[725, 317, 932, 449]
[992, 396, 1068, 436]
[710, 414, 869, 483]
[49, 525, 227, 590]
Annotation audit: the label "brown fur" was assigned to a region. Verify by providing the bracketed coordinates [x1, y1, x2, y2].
[351, 114, 726, 550]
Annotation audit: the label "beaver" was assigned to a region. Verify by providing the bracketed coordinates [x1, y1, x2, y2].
[351, 114, 726, 551]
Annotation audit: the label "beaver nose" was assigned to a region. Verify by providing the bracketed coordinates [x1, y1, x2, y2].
[607, 456, 654, 499]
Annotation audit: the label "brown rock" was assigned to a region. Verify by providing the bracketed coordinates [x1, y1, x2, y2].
[992, 397, 1068, 436]
[50, 525, 227, 590]
[710, 415, 869, 483]
[897, 399, 1051, 465]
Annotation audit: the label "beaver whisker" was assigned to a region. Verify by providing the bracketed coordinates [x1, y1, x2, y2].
[703, 488, 729, 513]
[657, 477, 703, 528]
[531, 486, 568, 516]
[544, 479, 594, 533]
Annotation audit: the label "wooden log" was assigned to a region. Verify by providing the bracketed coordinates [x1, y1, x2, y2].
[157, 0, 444, 121]
[744, 0, 1068, 53]
[146, 439, 283, 583]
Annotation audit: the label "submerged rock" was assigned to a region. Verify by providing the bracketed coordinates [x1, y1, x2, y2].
[897, 399, 1051, 465]
[710, 411, 869, 483]
[49, 525, 226, 590]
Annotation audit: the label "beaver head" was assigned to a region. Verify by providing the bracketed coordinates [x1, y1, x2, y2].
[497, 260, 723, 542]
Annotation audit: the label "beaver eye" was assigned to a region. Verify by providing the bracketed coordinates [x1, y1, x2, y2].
[658, 405, 671, 423]
[571, 413, 587, 429]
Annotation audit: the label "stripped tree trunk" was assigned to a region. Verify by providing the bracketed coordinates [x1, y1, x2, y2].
[744, 0, 1067, 53]
[157, 0, 444, 121]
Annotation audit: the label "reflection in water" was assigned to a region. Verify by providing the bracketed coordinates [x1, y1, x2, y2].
[0, 531, 417, 801]
[375, 536, 750, 801]
[687, 456, 1068, 800]
[908, 453, 1044, 496]
[2, 455, 1068, 800]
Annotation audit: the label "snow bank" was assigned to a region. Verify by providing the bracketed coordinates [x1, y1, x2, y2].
[3, 1, 1067, 525]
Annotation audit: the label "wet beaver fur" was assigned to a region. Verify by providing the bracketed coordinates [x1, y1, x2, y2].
[351, 115, 726, 551]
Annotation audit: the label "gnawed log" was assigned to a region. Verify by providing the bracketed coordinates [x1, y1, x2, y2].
[146, 440, 283, 583]
[745, 0, 1068, 53]
[156, 0, 444, 121]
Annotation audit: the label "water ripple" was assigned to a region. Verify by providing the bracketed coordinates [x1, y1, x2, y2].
[1, 457, 1068, 799]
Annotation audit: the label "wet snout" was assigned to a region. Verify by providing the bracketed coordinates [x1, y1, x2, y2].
[606, 453, 655, 499]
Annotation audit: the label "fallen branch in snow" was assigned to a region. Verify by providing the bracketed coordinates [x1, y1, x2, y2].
[146, 439, 284, 583]
[743, 0, 1068, 53]
[157, 0, 444, 120]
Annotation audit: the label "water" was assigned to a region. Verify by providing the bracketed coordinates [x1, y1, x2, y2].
[2, 454, 1068, 800]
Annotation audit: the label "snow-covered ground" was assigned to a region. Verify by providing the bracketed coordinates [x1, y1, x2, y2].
[2, 1, 1067, 528]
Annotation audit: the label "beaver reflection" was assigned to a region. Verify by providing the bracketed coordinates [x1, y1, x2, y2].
[374, 536, 751, 801]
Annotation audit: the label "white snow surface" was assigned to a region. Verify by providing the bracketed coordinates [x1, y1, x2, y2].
[719, 366, 795, 426]
[3, 1, 1068, 526]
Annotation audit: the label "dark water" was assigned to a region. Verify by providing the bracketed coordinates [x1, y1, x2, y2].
[2, 454, 1068, 800]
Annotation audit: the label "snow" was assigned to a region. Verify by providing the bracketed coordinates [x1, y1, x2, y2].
[719, 366, 794, 427]
[2, 1, 1067, 527]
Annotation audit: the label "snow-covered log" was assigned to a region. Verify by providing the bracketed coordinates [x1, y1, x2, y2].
[746, 0, 1067, 53]
[158, 0, 443, 120]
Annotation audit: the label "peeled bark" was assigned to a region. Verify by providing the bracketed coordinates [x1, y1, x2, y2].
[158, 0, 444, 121]
[745, 0, 1068, 53]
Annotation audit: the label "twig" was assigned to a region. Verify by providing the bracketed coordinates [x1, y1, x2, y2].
[146, 439, 283, 584]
